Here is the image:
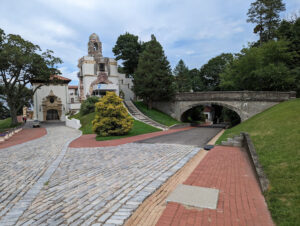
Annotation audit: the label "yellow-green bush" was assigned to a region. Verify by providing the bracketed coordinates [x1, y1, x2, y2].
[92, 92, 133, 136]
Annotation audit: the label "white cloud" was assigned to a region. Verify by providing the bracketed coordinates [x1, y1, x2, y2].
[0, 0, 298, 82]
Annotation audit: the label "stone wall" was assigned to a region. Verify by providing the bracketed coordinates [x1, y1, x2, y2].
[152, 91, 296, 122]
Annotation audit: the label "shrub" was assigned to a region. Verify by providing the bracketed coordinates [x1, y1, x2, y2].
[80, 96, 99, 116]
[92, 92, 133, 136]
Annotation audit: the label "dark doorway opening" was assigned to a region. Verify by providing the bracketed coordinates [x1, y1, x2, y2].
[46, 109, 59, 120]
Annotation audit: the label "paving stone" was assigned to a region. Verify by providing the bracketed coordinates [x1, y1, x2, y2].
[1, 134, 199, 225]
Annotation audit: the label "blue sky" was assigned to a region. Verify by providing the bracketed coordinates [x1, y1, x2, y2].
[1, 0, 299, 85]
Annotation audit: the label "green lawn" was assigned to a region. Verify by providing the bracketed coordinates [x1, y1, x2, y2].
[0, 118, 21, 132]
[133, 101, 181, 126]
[71, 112, 95, 134]
[217, 99, 300, 226]
[71, 112, 161, 140]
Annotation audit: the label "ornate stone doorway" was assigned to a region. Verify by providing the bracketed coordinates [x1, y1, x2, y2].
[42, 90, 63, 121]
[46, 109, 60, 120]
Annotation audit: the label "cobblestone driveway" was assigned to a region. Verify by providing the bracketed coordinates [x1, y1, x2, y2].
[16, 143, 199, 225]
[0, 125, 80, 225]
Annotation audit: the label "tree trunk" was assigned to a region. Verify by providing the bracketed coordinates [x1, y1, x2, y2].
[147, 99, 153, 110]
[8, 103, 19, 126]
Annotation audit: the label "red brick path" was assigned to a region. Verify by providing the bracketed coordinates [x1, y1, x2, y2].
[69, 127, 193, 148]
[156, 146, 274, 226]
[0, 128, 47, 149]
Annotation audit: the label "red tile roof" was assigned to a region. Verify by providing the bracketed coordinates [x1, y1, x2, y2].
[68, 85, 78, 89]
[203, 106, 212, 112]
[50, 74, 71, 82]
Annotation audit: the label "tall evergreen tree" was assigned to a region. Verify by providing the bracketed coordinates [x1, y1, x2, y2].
[247, 0, 285, 44]
[174, 59, 191, 92]
[133, 35, 175, 109]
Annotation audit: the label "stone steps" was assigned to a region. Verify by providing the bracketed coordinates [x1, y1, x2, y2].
[221, 135, 243, 147]
[124, 101, 169, 130]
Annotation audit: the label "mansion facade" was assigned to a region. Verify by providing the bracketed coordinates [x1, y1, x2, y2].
[32, 33, 134, 122]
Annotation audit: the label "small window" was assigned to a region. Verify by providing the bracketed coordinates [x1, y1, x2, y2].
[50, 97, 55, 103]
[94, 43, 98, 51]
[128, 84, 130, 88]
[99, 63, 105, 72]
[71, 98, 74, 103]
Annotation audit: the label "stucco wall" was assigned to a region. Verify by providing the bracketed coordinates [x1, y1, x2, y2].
[33, 84, 69, 121]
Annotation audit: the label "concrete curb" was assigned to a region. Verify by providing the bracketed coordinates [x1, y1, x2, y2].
[0, 129, 82, 226]
[241, 132, 269, 193]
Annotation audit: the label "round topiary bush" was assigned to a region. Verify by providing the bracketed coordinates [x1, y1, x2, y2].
[92, 92, 133, 136]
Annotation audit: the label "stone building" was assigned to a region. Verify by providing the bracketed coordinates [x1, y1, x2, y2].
[77, 33, 134, 101]
[32, 33, 134, 122]
[32, 75, 71, 121]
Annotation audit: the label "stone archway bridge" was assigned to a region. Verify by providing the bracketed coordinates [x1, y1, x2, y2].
[152, 91, 296, 122]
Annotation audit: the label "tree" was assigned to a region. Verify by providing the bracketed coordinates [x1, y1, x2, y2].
[189, 68, 205, 92]
[247, 0, 285, 44]
[0, 28, 62, 126]
[112, 32, 143, 76]
[174, 59, 191, 92]
[220, 40, 296, 91]
[247, 0, 266, 45]
[0, 101, 9, 119]
[79, 96, 99, 116]
[92, 92, 133, 136]
[277, 17, 300, 96]
[133, 35, 175, 109]
[199, 53, 233, 91]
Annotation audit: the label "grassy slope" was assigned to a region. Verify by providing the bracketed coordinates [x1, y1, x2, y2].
[134, 101, 181, 126]
[217, 99, 300, 226]
[72, 112, 161, 140]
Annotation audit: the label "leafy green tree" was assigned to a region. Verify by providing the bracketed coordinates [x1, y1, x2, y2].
[174, 59, 191, 92]
[247, 0, 285, 44]
[189, 68, 205, 92]
[133, 35, 175, 109]
[199, 53, 233, 91]
[112, 32, 143, 76]
[80, 96, 99, 116]
[92, 92, 133, 136]
[277, 17, 300, 96]
[0, 28, 62, 126]
[220, 40, 296, 91]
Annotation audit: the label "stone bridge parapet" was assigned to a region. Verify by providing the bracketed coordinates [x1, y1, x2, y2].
[173, 91, 296, 102]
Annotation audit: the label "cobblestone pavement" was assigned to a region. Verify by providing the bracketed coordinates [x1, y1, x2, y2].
[16, 143, 199, 225]
[0, 125, 80, 225]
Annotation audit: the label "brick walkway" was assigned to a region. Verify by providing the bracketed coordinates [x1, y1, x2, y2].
[69, 127, 192, 148]
[0, 128, 46, 149]
[156, 146, 274, 226]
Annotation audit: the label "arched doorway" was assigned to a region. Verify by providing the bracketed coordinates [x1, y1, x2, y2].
[180, 104, 241, 127]
[46, 109, 59, 120]
[42, 90, 63, 121]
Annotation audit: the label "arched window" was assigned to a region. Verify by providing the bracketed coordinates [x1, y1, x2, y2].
[94, 43, 98, 51]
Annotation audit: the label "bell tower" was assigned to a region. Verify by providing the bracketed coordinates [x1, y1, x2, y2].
[88, 33, 102, 57]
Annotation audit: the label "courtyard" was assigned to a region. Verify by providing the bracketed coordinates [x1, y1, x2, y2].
[0, 124, 203, 225]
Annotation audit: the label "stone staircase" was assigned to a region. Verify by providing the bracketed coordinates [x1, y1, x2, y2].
[124, 101, 169, 130]
[221, 134, 243, 147]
